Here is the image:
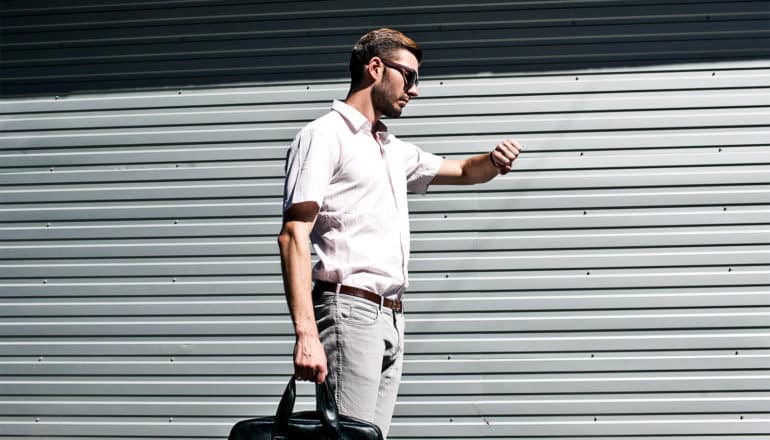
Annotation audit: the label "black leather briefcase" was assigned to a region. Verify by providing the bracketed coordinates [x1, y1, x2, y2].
[228, 376, 383, 440]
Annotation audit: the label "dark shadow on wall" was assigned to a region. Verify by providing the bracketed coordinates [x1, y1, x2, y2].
[1, 0, 769, 97]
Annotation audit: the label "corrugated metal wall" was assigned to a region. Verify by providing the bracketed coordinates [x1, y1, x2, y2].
[2, 0, 770, 438]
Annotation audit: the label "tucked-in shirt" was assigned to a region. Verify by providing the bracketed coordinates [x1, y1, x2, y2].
[283, 100, 443, 299]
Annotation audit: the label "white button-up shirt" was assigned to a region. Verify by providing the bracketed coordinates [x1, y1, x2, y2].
[283, 100, 443, 299]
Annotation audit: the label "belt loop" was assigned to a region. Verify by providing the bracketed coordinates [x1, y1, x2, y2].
[379, 295, 384, 311]
[335, 283, 341, 296]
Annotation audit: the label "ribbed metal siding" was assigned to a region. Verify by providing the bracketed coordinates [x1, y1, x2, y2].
[1, 1, 770, 439]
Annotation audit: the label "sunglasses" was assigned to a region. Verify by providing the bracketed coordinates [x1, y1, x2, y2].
[381, 59, 419, 91]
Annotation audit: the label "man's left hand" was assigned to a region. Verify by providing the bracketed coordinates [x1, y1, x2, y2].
[490, 138, 523, 175]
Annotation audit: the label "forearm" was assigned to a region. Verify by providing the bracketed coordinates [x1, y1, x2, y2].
[278, 230, 316, 338]
[460, 152, 501, 184]
[432, 139, 522, 186]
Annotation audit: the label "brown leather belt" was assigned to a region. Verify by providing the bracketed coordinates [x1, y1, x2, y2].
[313, 281, 403, 313]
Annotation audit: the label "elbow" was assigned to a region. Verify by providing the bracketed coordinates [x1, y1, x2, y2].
[277, 229, 293, 255]
[277, 221, 310, 256]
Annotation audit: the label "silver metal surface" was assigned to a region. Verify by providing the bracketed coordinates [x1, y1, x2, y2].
[1, 0, 769, 439]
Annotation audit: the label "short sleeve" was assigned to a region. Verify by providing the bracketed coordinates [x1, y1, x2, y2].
[282, 126, 339, 212]
[402, 141, 444, 194]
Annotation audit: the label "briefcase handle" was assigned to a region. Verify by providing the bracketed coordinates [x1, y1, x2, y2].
[273, 376, 341, 439]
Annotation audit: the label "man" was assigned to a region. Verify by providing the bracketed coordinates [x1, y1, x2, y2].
[278, 28, 521, 437]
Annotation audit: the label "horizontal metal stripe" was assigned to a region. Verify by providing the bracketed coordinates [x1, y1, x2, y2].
[408, 268, 770, 291]
[5, 90, 769, 132]
[3, 165, 770, 202]
[3, 287, 770, 315]
[2, 187, 769, 221]
[2, 226, 769, 257]
[5, 147, 770, 185]
[5, 168, 770, 204]
[2, 246, 770, 278]
[2, 394, 770, 417]
[5, 279, 770, 300]
[5, 42, 768, 89]
[0, 419, 768, 438]
[4, 146, 770, 182]
[3, 69, 768, 114]
[411, 186, 770, 212]
[0, 206, 766, 239]
[0, 269, 767, 294]
[3, 1, 764, 38]
[1, 308, 768, 336]
[3, 108, 769, 148]
[1, 130, 766, 164]
[3, 371, 770, 395]
[0, 418, 767, 438]
[2, 353, 767, 375]
[5, 19, 769, 67]
[0, 329, 768, 355]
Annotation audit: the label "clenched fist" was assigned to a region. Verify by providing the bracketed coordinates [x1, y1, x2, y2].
[490, 138, 523, 175]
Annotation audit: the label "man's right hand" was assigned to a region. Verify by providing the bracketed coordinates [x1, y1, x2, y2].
[293, 334, 328, 384]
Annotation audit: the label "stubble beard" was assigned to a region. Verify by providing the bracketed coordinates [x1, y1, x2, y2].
[372, 78, 404, 119]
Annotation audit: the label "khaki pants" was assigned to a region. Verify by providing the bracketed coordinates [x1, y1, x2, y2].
[313, 291, 405, 439]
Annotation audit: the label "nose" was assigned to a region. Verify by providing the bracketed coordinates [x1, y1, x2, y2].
[407, 84, 419, 97]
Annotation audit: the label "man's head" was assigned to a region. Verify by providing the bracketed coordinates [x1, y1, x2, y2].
[349, 28, 422, 88]
[349, 28, 422, 118]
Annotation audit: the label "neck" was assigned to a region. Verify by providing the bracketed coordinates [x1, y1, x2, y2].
[345, 86, 381, 127]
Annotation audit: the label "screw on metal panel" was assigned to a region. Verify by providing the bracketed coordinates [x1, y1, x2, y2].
[38, 357, 44, 362]
[723, 207, 728, 212]
[579, 152, 583, 156]
[49, 167, 54, 172]
[575, 76, 579, 80]
[174, 220, 179, 224]
[728, 267, 732, 272]
[46, 223, 51, 227]
[172, 278, 177, 283]
[178, 91, 182, 95]
[594, 417, 598, 422]
[586, 271, 590, 276]
[583, 211, 587, 215]
[735, 351, 740, 355]
[54, 96, 59, 100]
[42, 280, 47, 284]
[35, 418, 40, 422]
[590, 353, 595, 358]
[170, 357, 175, 362]
[169, 417, 174, 422]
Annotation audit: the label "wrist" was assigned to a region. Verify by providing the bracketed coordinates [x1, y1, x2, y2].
[489, 150, 503, 170]
[294, 321, 319, 339]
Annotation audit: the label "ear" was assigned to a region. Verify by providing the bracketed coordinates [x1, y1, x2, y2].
[366, 56, 385, 82]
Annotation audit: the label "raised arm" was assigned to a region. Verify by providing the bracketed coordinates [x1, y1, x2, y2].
[277, 201, 327, 383]
[430, 138, 523, 185]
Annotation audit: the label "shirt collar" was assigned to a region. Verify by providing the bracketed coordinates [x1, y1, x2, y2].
[332, 100, 389, 136]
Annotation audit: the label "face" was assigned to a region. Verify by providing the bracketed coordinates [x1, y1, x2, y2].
[371, 49, 419, 119]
